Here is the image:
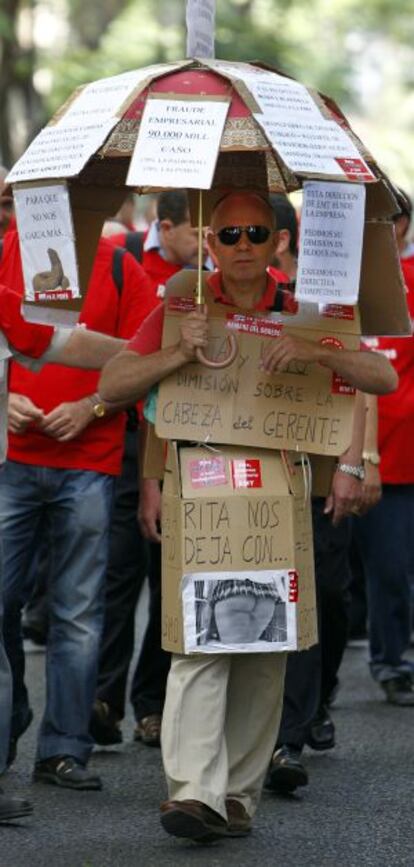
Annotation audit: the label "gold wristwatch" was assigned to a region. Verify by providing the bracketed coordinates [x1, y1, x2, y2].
[88, 393, 107, 419]
[362, 451, 380, 466]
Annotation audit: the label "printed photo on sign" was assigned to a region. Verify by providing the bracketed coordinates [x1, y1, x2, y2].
[296, 181, 366, 305]
[127, 97, 229, 189]
[13, 183, 80, 302]
[182, 570, 298, 653]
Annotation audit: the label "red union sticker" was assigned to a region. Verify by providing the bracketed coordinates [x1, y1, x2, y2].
[231, 459, 262, 489]
[335, 157, 374, 182]
[34, 289, 74, 302]
[288, 570, 299, 603]
[189, 457, 227, 489]
[226, 313, 283, 338]
[168, 296, 196, 312]
[332, 373, 356, 396]
[320, 304, 355, 321]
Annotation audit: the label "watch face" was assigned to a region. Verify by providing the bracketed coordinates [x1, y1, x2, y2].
[94, 403, 106, 418]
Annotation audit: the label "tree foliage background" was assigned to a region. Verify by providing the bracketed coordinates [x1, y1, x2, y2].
[1, 0, 413, 193]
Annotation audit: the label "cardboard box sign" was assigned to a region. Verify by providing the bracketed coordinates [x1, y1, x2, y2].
[161, 443, 317, 654]
[156, 290, 360, 457]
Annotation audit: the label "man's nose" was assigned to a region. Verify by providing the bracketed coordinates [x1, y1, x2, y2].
[235, 230, 251, 249]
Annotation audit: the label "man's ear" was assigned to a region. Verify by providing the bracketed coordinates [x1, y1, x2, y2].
[159, 218, 174, 236]
[206, 229, 219, 266]
[275, 228, 290, 256]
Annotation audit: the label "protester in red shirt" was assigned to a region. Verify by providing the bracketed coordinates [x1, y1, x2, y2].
[107, 190, 201, 293]
[354, 259, 414, 705]
[99, 190, 396, 844]
[0, 260, 130, 821]
[0, 230, 157, 794]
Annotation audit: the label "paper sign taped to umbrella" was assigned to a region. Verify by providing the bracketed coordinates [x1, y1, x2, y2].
[205, 60, 374, 181]
[296, 182, 365, 305]
[13, 183, 79, 302]
[60, 66, 181, 125]
[7, 64, 186, 184]
[127, 97, 229, 189]
[7, 119, 115, 183]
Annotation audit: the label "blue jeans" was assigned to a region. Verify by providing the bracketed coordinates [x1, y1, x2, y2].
[0, 461, 114, 763]
[0, 560, 12, 774]
[354, 484, 414, 682]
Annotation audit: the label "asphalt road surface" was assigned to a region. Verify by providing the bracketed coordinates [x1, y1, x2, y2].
[1, 634, 413, 867]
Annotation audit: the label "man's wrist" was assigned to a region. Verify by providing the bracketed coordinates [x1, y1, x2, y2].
[87, 392, 108, 419]
[336, 462, 365, 481]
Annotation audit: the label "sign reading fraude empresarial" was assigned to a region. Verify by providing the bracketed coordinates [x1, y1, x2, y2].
[127, 96, 229, 189]
[13, 182, 80, 304]
[155, 299, 360, 456]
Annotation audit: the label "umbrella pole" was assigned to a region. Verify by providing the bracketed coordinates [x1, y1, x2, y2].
[196, 188, 204, 306]
[194, 188, 238, 370]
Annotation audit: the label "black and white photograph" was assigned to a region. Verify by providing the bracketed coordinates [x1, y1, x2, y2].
[182, 570, 297, 653]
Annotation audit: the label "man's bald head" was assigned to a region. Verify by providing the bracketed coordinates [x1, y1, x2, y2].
[210, 191, 276, 231]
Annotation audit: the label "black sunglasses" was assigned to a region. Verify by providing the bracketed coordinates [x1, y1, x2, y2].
[216, 225, 272, 246]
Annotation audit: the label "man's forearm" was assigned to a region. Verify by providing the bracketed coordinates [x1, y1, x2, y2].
[320, 347, 398, 395]
[339, 389, 365, 464]
[54, 329, 126, 369]
[99, 344, 188, 404]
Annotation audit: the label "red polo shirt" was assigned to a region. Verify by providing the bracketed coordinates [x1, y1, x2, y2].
[127, 269, 298, 356]
[369, 261, 414, 483]
[0, 232, 158, 475]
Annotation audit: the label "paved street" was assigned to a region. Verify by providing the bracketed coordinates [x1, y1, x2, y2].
[1, 634, 413, 867]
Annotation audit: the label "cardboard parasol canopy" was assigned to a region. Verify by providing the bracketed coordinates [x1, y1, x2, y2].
[6, 58, 409, 336]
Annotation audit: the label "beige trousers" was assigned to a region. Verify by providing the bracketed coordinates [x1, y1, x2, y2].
[161, 651, 287, 820]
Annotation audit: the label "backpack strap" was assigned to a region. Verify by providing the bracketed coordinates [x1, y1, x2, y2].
[270, 284, 286, 312]
[112, 246, 126, 295]
[125, 231, 145, 263]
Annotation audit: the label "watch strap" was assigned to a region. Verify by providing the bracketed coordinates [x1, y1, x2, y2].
[337, 462, 365, 481]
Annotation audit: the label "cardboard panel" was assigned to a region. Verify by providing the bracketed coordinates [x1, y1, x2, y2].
[156, 295, 359, 457]
[359, 222, 410, 335]
[141, 421, 165, 480]
[161, 443, 317, 654]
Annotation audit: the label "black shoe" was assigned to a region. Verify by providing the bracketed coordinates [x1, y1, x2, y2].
[306, 704, 335, 751]
[382, 675, 414, 706]
[89, 699, 122, 745]
[33, 756, 102, 790]
[7, 708, 34, 768]
[266, 745, 308, 793]
[0, 787, 33, 822]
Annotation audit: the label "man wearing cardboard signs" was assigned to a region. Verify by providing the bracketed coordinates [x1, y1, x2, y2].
[100, 190, 396, 842]
[0, 285, 125, 822]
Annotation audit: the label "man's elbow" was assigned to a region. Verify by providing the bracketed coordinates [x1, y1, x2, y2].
[381, 366, 399, 395]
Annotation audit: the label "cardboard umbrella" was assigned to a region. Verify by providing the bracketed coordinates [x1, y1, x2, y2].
[7, 58, 409, 346]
